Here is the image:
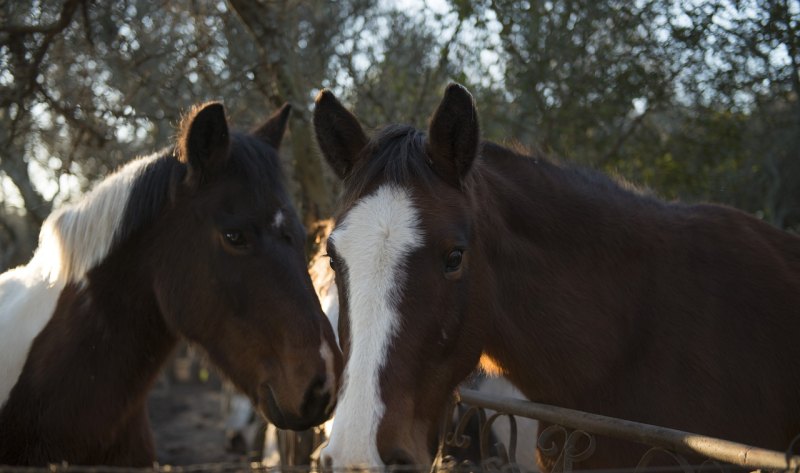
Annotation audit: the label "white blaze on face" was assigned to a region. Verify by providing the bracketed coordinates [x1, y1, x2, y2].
[321, 185, 422, 468]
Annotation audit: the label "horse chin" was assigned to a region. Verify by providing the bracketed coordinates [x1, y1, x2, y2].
[376, 416, 437, 469]
[258, 384, 322, 431]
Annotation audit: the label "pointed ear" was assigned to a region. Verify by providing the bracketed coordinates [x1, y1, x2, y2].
[427, 83, 480, 188]
[313, 89, 368, 180]
[178, 102, 230, 181]
[254, 103, 291, 149]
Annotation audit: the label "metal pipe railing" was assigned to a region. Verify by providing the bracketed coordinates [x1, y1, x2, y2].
[457, 388, 800, 471]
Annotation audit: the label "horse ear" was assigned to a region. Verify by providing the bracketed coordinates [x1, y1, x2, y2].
[313, 89, 368, 180]
[427, 83, 480, 188]
[254, 103, 291, 149]
[178, 102, 230, 180]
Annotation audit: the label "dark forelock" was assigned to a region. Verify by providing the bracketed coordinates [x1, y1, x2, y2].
[341, 125, 437, 209]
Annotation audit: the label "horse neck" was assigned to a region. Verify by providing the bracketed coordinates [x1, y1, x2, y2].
[5, 235, 177, 440]
[471, 146, 662, 406]
[80, 239, 176, 401]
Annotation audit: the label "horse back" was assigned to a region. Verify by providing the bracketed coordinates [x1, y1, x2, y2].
[534, 204, 800, 468]
[632, 203, 800, 447]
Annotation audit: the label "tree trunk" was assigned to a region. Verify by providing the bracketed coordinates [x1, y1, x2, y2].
[228, 0, 335, 253]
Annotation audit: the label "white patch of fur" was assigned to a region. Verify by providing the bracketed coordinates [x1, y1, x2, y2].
[272, 210, 284, 230]
[0, 153, 157, 407]
[321, 281, 340, 346]
[0, 263, 65, 406]
[321, 185, 422, 468]
[35, 153, 158, 284]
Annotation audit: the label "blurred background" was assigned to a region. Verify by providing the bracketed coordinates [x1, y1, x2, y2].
[1, 0, 798, 464]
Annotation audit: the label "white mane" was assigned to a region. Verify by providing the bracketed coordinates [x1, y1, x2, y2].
[0, 152, 160, 407]
[32, 153, 159, 285]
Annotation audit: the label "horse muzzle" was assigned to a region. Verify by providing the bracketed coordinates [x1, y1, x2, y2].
[259, 375, 335, 431]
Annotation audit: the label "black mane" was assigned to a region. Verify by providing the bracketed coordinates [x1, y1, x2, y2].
[113, 148, 180, 249]
[226, 131, 289, 205]
[116, 132, 287, 247]
[341, 125, 663, 219]
[342, 125, 437, 208]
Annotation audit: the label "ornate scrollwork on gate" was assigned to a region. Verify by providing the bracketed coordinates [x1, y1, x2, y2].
[633, 447, 693, 473]
[481, 412, 518, 469]
[438, 393, 603, 472]
[438, 388, 800, 473]
[536, 425, 596, 472]
[437, 399, 505, 472]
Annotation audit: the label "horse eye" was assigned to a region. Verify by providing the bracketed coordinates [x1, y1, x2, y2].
[325, 254, 337, 272]
[445, 249, 463, 272]
[224, 230, 246, 246]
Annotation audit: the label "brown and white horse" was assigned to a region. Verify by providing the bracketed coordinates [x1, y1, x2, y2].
[0, 102, 342, 466]
[312, 84, 800, 469]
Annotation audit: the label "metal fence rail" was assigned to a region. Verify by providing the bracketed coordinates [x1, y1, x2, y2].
[439, 388, 800, 472]
[2, 389, 799, 472]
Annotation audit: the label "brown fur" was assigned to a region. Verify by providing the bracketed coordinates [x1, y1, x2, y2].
[0, 103, 343, 466]
[313, 84, 800, 469]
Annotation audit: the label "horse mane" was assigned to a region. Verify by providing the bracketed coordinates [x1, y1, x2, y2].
[32, 131, 288, 286]
[223, 132, 287, 205]
[343, 127, 660, 220]
[32, 150, 173, 285]
[342, 125, 438, 209]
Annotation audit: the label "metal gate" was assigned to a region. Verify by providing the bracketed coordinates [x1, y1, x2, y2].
[437, 388, 800, 472]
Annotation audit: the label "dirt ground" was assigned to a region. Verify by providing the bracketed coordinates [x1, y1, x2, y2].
[147, 381, 252, 466]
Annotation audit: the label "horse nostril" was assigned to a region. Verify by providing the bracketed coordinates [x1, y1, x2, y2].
[301, 375, 331, 420]
[313, 374, 328, 395]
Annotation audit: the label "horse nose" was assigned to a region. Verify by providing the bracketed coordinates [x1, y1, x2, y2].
[301, 374, 335, 422]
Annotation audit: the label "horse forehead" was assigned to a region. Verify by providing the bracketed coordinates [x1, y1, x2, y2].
[332, 185, 423, 254]
[204, 174, 285, 216]
[220, 140, 286, 207]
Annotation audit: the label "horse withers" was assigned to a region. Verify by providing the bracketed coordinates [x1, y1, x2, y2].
[312, 84, 800, 469]
[0, 102, 342, 466]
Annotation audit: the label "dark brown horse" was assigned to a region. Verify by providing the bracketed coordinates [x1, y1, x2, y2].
[312, 84, 800, 469]
[0, 102, 342, 466]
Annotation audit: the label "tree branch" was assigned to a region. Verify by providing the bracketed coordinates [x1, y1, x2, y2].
[0, 0, 84, 35]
